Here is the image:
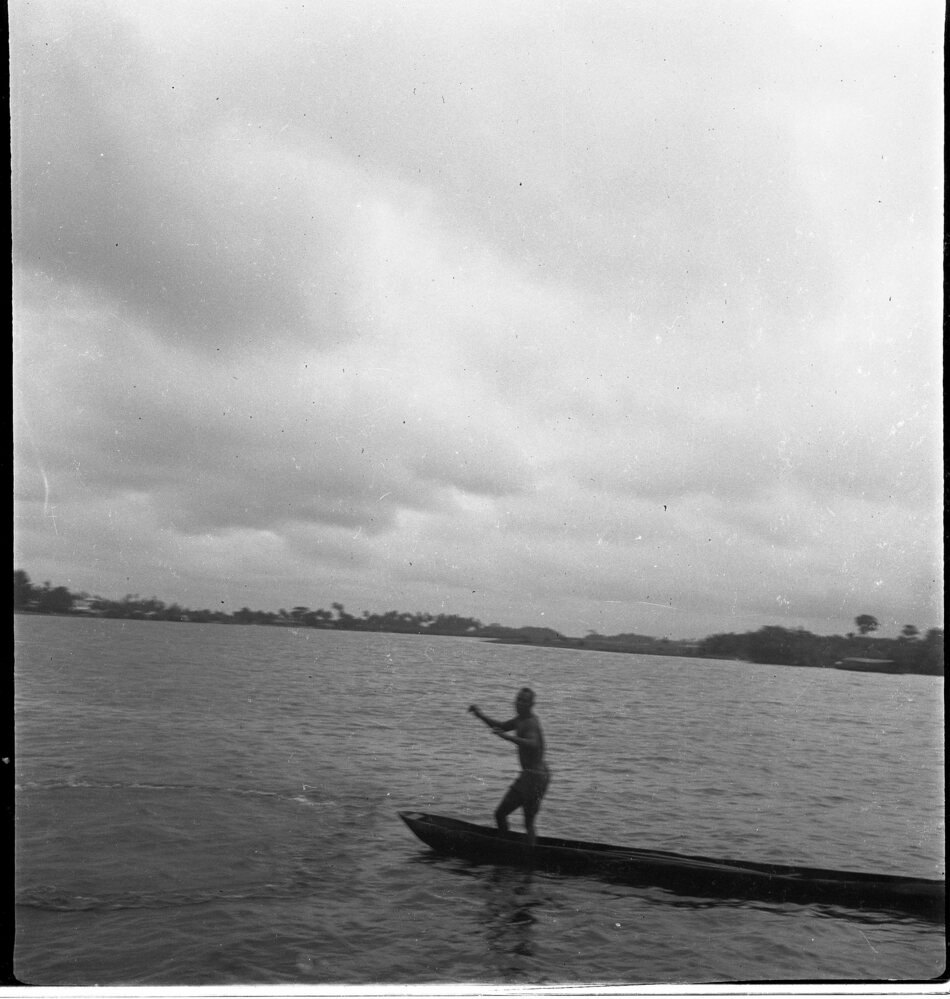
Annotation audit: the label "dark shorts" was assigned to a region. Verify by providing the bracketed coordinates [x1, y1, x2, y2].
[508, 768, 550, 809]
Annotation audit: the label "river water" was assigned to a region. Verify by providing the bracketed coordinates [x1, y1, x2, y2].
[13, 615, 945, 985]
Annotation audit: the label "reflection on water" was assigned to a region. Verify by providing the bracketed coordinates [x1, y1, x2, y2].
[480, 867, 542, 980]
[406, 854, 546, 980]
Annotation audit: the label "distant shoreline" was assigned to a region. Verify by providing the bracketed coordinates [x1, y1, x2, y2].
[15, 608, 943, 676]
[481, 635, 938, 675]
[13, 569, 943, 676]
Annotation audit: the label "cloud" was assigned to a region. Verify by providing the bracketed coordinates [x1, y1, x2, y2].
[12, 0, 943, 637]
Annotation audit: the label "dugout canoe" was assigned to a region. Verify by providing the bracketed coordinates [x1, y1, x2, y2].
[398, 810, 944, 921]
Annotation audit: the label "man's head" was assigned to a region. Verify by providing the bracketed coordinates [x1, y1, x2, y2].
[515, 687, 535, 715]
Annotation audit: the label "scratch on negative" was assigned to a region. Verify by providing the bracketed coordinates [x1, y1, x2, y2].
[858, 930, 878, 954]
[41, 469, 59, 535]
[18, 412, 59, 533]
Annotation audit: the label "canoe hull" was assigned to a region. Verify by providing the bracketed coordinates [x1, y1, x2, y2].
[398, 811, 944, 922]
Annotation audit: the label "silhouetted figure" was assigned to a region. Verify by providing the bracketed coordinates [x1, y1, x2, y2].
[468, 687, 549, 847]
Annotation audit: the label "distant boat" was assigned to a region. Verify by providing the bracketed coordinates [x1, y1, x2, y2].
[833, 658, 899, 674]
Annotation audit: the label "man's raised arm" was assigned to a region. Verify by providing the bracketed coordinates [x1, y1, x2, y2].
[494, 715, 540, 748]
[468, 705, 516, 731]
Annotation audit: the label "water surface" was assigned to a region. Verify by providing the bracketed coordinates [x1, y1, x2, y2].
[14, 616, 945, 984]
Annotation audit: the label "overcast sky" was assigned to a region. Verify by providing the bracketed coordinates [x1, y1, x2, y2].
[12, 0, 943, 639]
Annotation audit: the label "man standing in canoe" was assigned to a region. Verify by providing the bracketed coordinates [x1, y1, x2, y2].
[468, 687, 550, 847]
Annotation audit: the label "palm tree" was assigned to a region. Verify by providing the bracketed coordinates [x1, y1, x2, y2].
[855, 614, 879, 636]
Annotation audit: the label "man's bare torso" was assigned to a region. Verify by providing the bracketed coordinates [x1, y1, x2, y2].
[516, 714, 545, 772]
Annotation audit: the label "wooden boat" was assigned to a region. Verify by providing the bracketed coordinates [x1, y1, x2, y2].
[399, 811, 944, 922]
[833, 658, 900, 674]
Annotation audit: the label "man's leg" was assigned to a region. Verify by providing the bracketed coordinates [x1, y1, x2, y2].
[523, 799, 540, 848]
[522, 772, 549, 848]
[495, 783, 523, 833]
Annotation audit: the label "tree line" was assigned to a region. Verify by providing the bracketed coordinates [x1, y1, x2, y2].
[696, 620, 943, 676]
[13, 569, 943, 674]
[14, 569, 492, 635]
